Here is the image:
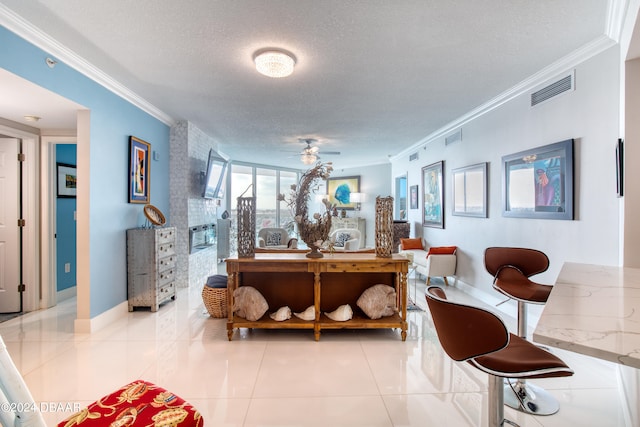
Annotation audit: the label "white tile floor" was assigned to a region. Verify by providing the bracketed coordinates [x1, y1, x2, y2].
[0, 277, 628, 426]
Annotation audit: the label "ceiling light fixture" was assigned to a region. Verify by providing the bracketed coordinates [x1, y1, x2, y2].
[23, 115, 41, 122]
[301, 153, 317, 165]
[254, 49, 296, 78]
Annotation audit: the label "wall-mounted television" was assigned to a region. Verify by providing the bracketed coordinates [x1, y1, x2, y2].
[202, 149, 228, 199]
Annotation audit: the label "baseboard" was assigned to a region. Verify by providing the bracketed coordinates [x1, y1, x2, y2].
[56, 286, 76, 302]
[74, 300, 128, 333]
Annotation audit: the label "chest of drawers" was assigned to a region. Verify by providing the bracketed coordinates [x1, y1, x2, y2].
[126, 227, 177, 311]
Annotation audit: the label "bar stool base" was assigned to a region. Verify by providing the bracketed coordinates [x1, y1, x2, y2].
[504, 379, 559, 416]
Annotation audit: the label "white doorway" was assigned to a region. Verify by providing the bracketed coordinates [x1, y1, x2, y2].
[0, 125, 40, 313]
[40, 136, 77, 308]
[0, 69, 87, 325]
[0, 137, 21, 313]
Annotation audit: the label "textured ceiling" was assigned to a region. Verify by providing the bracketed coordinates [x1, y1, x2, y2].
[0, 1, 611, 168]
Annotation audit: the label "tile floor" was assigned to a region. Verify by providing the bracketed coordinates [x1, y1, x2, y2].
[0, 277, 629, 426]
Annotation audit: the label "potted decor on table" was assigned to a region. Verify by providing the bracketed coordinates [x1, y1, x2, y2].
[279, 162, 334, 258]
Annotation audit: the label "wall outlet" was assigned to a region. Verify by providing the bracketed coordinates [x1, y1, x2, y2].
[65, 263, 70, 273]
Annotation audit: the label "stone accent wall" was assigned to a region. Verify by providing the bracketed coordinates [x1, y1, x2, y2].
[170, 120, 223, 289]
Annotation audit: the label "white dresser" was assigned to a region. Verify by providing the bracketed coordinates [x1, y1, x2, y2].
[126, 227, 177, 311]
[329, 217, 366, 248]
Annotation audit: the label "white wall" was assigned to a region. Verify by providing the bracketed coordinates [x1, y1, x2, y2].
[330, 162, 392, 247]
[624, 58, 640, 267]
[392, 46, 621, 295]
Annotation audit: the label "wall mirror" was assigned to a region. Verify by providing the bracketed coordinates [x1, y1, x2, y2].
[452, 162, 487, 217]
[394, 174, 407, 220]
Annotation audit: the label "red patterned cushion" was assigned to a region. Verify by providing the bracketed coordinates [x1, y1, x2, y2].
[57, 380, 202, 427]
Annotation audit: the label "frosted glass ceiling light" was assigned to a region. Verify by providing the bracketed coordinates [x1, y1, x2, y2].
[254, 50, 296, 78]
[301, 153, 316, 165]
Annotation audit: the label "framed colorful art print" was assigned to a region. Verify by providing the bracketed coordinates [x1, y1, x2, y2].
[502, 139, 573, 220]
[327, 176, 360, 210]
[56, 163, 77, 198]
[128, 136, 151, 204]
[422, 161, 444, 228]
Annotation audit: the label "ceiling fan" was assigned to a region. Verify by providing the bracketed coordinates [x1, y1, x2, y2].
[296, 138, 340, 165]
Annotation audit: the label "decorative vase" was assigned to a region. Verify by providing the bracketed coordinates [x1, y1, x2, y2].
[299, 217, 332, 258]
[375, 196, 394, 258]
[306, 243, 324, 258]
[237, 196, 256, 258]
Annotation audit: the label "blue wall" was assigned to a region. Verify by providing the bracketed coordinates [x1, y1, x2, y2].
[56, 144, 77, 292]
[0, 26, 171, 317]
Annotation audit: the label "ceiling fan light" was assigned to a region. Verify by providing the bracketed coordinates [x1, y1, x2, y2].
[301, 153, 316, 165]
[254, 50, 296, 78]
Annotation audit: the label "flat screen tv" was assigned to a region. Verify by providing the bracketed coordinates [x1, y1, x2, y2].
[202, 149, 227, 199]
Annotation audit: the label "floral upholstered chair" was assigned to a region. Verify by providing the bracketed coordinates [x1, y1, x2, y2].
[257, 228, 298, 249]
[329, 228, 361, 251]
[0, 335, 202, 427]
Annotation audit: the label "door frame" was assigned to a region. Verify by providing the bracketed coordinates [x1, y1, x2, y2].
[41, 135, 77, 309]
[0, 124, 39, 312]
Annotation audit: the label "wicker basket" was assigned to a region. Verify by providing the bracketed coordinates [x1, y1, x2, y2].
[202, 286, 228, 318]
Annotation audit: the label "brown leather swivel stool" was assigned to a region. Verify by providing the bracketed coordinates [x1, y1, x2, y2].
[426, 286, 573, 427]
[484, 247, 556, 415]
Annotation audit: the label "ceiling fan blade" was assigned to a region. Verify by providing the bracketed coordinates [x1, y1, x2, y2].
[318, 151, 340, 155]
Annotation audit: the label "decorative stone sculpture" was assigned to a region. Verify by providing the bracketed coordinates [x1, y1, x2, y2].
[357, 284, 397, 319]
[233, 286, 268, 321]
[278, 162, 334, 258]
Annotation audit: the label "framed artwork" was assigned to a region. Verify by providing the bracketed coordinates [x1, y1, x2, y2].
[410, 185, 419, 209]
[502, 139, 573, 220]
[128, 136, 151, 204]
[326, 175, 360, 210]
[56, 163, 77, 198]
[422, 161, 444, 228]
[452, 162, 487, 218]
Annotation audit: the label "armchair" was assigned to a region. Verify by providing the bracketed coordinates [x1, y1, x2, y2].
[329, 228, 361, 251]
[398, 238, 457, 285]
[257, 228, 298, 249]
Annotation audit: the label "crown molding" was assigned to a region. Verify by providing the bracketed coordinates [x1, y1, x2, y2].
[0, 4, 174, 126]
[607, 0, 631, 42]
[391, 34, 617, 162]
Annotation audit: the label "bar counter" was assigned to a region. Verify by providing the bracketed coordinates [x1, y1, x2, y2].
[533, 262, 640, 425]
[533, 262, 640, 368]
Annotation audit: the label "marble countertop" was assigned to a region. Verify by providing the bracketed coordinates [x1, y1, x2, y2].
[533, 262, 640, 368]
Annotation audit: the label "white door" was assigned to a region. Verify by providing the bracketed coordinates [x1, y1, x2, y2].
[0, 138, 20, 313]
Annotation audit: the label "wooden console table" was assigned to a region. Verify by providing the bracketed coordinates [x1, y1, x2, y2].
[225, 253, 409, 341]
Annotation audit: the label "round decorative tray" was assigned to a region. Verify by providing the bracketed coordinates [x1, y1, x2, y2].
[143, 204, 166, 226]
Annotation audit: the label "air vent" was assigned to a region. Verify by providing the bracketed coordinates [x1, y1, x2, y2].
[409, 152, 419, 161]
[531, 72, 574, 107]
[445, 129, 462, 146]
